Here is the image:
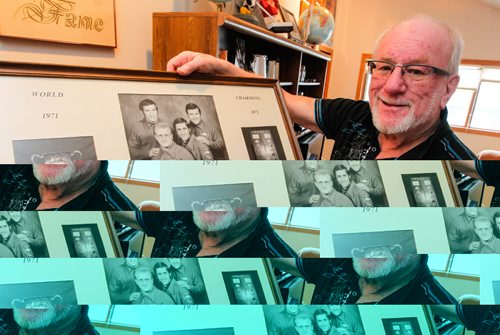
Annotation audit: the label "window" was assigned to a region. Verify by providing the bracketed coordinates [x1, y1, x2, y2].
[108, 161, 160, 184]
[357, 54, 500, 135]
[268, 208, 320, 230]
[89, 305, 141, 328]
[428, 254, 480, 278]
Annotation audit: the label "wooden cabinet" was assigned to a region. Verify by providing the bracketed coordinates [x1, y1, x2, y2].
[152, 12, 331, 99]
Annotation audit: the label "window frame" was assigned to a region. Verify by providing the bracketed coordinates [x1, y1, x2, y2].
[269, 208, 320, 234]
[90, 306, 141, 332]
[429, 254, 480, 282]
[355, 54, 500, 138]
[110, 161, 160, 188]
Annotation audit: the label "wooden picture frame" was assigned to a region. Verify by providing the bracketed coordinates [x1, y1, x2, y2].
[0, 0, 117, 47]
[0, 61, 302, 162]
[280, 6, 304, 43]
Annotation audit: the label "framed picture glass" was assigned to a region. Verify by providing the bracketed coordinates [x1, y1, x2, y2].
[280, 6, 304, 43]
[0, 61, 301, 162]
[37, 211, 122, 257]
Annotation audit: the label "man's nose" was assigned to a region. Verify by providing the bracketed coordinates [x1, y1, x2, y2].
[382, 67, 408, 94]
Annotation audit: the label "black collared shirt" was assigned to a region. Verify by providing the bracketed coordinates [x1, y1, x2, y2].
[0, 162, 137, 211]
[457, 305, 500, 335]
[476, 160, 500, 207]
[315, 98, 477, 160]
[0, 305, 99, 335]
[136, 208, 298, 258]
[296, 255, 457, 304]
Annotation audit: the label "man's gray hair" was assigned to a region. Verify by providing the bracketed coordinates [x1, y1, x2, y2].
[372, 14, 464, 74]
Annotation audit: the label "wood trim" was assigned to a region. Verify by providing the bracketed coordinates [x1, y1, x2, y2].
[460, 88, 477, 128]
[272, 223, 320, 235]
[451, 126, 500, 138]
[112, 177, 160, 188]
[92, 322, 140, 332]
[442, 161, 463, 206]
[460, 59, 500, 67]
[432, 271, 480, 282]
[355, 53, 371, 100]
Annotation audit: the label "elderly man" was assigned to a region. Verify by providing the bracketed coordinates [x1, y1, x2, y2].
[0, 305, 99, 335]
[173, 117, 214, 160]
[0, 161, 137, 211]
[272, 253, 456, 304]
[185, 102, 227, 159]
[166, 15, 475, 160]
[132, 267, 174, 305]
[471, 215, 500, 254]
[0, 215, 33, 257]
[128, 98, 161, 159]
[151, 122, 194, 160]
[312, 169, 354, 207]
[111, 207, 297, 258]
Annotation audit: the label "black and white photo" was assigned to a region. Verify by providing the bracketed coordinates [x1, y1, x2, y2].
[172, 183, 257, 211]
[12, 136, 97, 164]
[262, 305, 365, 335]
[382, 317, 423, 335]
[0, 280, 78, 308]
[282, 161, 388, 207]
[0, 211, 48, 257]
[118, 94, 228, 160]
[442, 208, 500, 253]
[401, 173, 446, 207]
[62, 224, 107, 258]
[103, 258, 208, 305]
[222, 270, 267, 305]
[241, 126, 286, 160]
[153, 328, 235, 335]
[331, 230, 418, 258]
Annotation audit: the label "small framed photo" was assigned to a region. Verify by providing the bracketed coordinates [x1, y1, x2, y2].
[222, 270, 267, 305]
[198, 258, 282, 304]
[358, 305, 438, 335]
[0, 61, 301, 162]
[241, 126, 286, 160]
[38, 211, 122, 257]
[382, 317, 423, 335]
[401, 173, 446, 207]
[280, 6, 304, 43]
[62, 224, 107, 258]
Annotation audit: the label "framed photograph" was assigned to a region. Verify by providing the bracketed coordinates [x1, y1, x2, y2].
[222, 270, 267, 305]
[159, 161, 290, 210]
[62, 223, 107, 258]
[280, 6, 304, 43]
[172, 183, 258, 211]
[331, 229, 418, 258]
[320, 208, 451, 257]
[0, 0, 117, 47]
[154, 329, 235, 335]
[358, 305, 438, 335]
[12, 136, 97, 164]
[102, 258, 209, 305]
[0, 61, 301, 162]
[198, 258, 282, 304]
[241, 126, 286, 160]
[0, 280, 77, 308]
[402, 173, 446, 207]
[0, 211, 49, 257]
[37, 211, 122, 257]
[382, 317, 423, 335]
[377, 161, 461, 207]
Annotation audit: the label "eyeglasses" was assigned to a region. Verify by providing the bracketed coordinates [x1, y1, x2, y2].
[367, 59, 450, 81]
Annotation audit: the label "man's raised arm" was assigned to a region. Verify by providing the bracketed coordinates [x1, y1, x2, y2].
[167, 51, 320, 133]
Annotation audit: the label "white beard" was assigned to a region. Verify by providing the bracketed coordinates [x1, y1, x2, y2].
[13, 304, 80, 330]
[32, 160, 94, 185]
[192, 207, 258, 232]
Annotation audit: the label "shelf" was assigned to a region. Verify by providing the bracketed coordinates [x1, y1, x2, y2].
[299, 82, 321, 86]
[279, 82, 293, 87]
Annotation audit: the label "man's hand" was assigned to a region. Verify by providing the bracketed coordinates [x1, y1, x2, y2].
[149, 147, 160, 158]
[355, 182, 370, 193]
[195, 136, 210, 146]
[309, 194, 320, 204]
[166, 51, 253, 77]
[175, 280, 191, 291]
[129, 292, 141, 302]
[469, 241, 481, 251]
[16, 234, 31, 243]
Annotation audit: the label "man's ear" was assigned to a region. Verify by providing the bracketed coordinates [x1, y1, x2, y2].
[440, 74, 460, 110]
